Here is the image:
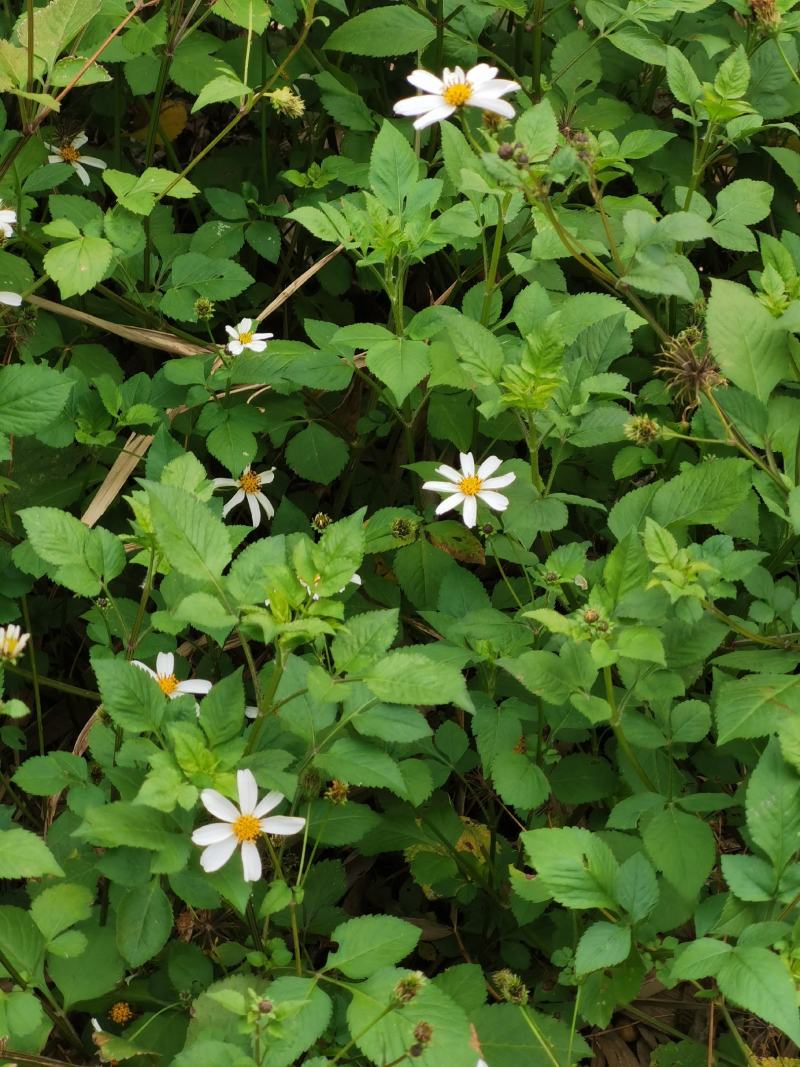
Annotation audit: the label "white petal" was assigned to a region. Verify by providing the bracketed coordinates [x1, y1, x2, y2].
[394, 94, 444, 117]
[255, 492, 274, 520]
[237, 769, 259, 814]
[245, 705, 259, 719]
[473, 78, 520, 97]
[247, 493, 261, 527]
[435, 493, 465, 515]
[213, 477, 238, 488]
[477, 455, 503, 480]
[237, 318, 252, 332]
[435, 464, 462, 483]
[261, 815, 306, 836]
[462, 496, 478, 527]
[225, 324, 238, 338]
[47, 154, 61, 164]
[0, 291, 22, 306]
[482, 471, 516, 489]
[459, 452, 475, 476]
[80, 155, 106, 170]
[177, 678, 213, 695]
[407, 69, 444, 93]
[156, 652, 174, 676]
[132, 660, 157, 679]
[73, 162, 90, 185]
[0, 223, 12, 237]
[72, 132, 88, 149]
[477, 490, 510, 512]
[200, 788, 240, 823]
[192, 823, 235, 845]
[199, 836, 238, 872]
[253, 790, 284, 817]
[257, 468, 276, 484]
[0, 210, 16, 222]
[413, 104, 456, 129]
[252, 332, 273, 342]
[423, 480, 463, 493]
[227, 341, 244, 355]
[350, 574, 362, 586]
[222, 489, 245, 516]
[241, 841, 262, 882]
[467, 63, 499, 85]
[468, 96, 515, 119]
[247, 339, 268, 352]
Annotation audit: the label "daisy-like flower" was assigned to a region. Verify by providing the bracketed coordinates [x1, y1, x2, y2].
[213, 465, 276, 527]
[225, 318, 273, 355]
[192, 769, 305, 882]
[0, 204, 17, 239]
[393, 64, 520, 131]
[422, 452, 516, 528]
[0, 624, 30, 663]
[132, 651, 212, 699]
[0, 291, 21, 306]
[45, 133, 106, 186]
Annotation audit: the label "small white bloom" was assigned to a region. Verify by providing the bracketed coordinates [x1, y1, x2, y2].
[0, 204, 17, 239]
[192, 768, 306, 882]
[300, 573, 361, 601]
[132, 651, 212, 699]
[224, 318, 273, 355]
[0, 623, 29, 663]
[45, 132, 106, 186]
[394, 63, 520, 131]
[213, 465, 276, 527]
[245, 704, 259, 720]
[422, 452, 515, 528]
[0, 291, 21, 306]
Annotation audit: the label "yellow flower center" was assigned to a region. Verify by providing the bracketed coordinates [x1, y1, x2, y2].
[459, 475, 482, 496]
[233, 813, 261, 843]
[443, 82, 473, 107]
[239, 470, 261, 494]
[157, 673, 179, 695]
[59, 144, 80, 163]
[238, 331, 254, 345]
[3, 636, 19, 657]
[109, 1002, 133, 1025]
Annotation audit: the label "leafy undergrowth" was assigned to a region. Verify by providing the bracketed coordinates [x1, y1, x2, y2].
[2, 0, 800, 1064]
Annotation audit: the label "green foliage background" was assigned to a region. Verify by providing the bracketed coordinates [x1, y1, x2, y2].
[1, 0, 800, 1062]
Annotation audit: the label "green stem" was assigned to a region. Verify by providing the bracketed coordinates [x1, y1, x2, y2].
[2, 664, 100, 700]
[244, 644, 285, 755]
[716, 999, 756, 1065]
[21, 597, 43, 756]
[604, 666, 657, 791]
[481, 193, 510, 325]
[246, 896, 265, 955]
[518, 1005, 561, 1067]
[530, 0, 546, 100]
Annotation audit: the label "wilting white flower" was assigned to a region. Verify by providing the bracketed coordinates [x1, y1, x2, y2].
[300, 573, 361, 600]
[132, 651, 212, 699]
[192, 769, 305, 882]
[0, 624, 29, 663]
[0, 291, 21, 306]
[213, 465, 276, 527]
[225, 318, 273, 355]
[394, 64, 520, 130]
[422, 452, 515, 528]
[45, 132, 106, 186]
[0, 204, 17, 238]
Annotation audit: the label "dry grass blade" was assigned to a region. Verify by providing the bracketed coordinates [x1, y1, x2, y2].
[255, 244, 344, 323]
[81, 432, 154, 528]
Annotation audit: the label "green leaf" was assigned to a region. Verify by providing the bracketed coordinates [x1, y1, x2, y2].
[115, 880, 173, 966]
[369, 120, 419, 217]
[285, 424, 349, 485]
[0, 906, 45, 983]
[366, 337, 430, 405]
[325, 6, 436, 55]
[43, 234, 112, 297]
[192, 74, 250, 112]
[332, 609, 399, 674]
[363, 649, 472, 710]
[717, 946, 800, 1045]
[14, 0, 99, 71]
[746, 737, 800, 872]
[315, 737, 408, 797]
[148, 483, 232, 581]
[0, 364, 73, 436]
[641, 807, 714, 898]
[714, 45, 750, 98]
[104, 167, 198, 214]
[474, 1002, 590, 1066]
[650, 457, 752, 530]
[715, 674, 800, 743]
[93, 656, 166, 732]
[492, 751, 550, 810]
[712, 179, 773, 251]
[521, 827, 619, 909]
[325, 915, 420, 978]
[514, 100, 558, 162]
[614, 852, 659, 922]
[706, 279, 790, 401]
[49, 922, 125, 1007]
[31, 884, 93, 941]
[0, 827, 63, 878]
[575, 921, 631, 976]
[13, 752, 88, 795]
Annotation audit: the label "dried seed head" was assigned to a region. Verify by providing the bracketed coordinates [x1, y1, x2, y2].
[392, 971, 427, 1004]
[624, 414, 661, 446]
[311, 512, 332, 531]
[270, 86, 305, 118]
[194, 297, 215, 320]
[324, 779, 350, 805]
[749, 0, 780, 26]
[413, 1021, 433, 1045]
[492, 968, 529, 1005]
[656, 326, 725, 415]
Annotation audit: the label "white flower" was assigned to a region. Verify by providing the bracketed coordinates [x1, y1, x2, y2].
[245, 704, 259, 720]
[192, 769, 306, 882]
[45, 132, 106, 186]
[422, 452, 516, 528]
[0, 291, 21, 306]
[300, 573, 361, 600]
[132, 651, 212, 699]
[213, 465, 276, 527]
[393, 63, 520, 130]
[225, 318, 273, 355]
[0, 624, 29, 663]
[0, 204, 17, 238]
